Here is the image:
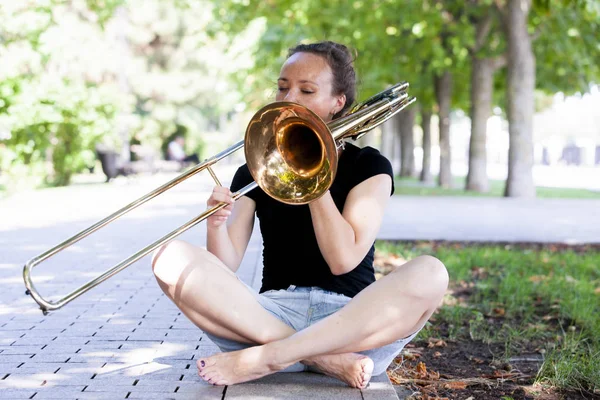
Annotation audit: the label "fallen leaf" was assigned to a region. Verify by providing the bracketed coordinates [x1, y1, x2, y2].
[444, 381, 467, 390]
[493, 307, 506, 317]
[403, 352, 421, 361]
[416, 361, 428, 377]
[433, 351, 442, 358]
[594, 287, 600, 295]
[387, 372, 401, 384]
[471, 357, 484, 364]
[427, 338, 447, 348]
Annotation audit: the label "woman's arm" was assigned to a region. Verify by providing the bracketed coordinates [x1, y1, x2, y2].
[308, 174, 392, 275]
[206, 191, 256, 273]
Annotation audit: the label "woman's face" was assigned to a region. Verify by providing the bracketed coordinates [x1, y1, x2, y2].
[276, 52, 346, 122]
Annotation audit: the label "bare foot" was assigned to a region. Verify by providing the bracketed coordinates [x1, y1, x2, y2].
[304, 353, 374, 389]
[196, 345, 286, 386]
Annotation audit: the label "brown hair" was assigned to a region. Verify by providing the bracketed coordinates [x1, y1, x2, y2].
[287, 41, 357, 119]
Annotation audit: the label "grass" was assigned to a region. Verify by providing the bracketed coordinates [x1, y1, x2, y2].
[376, 241, 600, 395]
[395, 176, 600, 199]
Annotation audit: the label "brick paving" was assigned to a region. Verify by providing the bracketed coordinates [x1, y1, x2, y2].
[2, 168, 598, 399]
[0, 168, 399, 399]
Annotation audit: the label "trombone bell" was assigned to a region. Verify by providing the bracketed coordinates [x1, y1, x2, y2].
[244, 102, 338, 205]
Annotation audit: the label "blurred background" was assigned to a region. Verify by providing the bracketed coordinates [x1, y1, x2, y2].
[0, 0, 598, 198]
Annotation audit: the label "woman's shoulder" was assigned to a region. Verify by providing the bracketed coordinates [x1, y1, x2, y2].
[343, 143, 394, 194]
[344, 143, 392, 170]
[231, 164, 253, 191]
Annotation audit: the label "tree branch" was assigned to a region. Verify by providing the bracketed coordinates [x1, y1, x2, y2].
[492, 0, 508, 29]
[473, 11, 494, 53]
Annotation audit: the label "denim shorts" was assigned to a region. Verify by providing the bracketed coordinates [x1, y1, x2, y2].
[203, 282, 420, 376]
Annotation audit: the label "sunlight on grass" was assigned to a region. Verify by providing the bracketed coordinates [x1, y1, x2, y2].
[394, 176, 600, 199]
[376, 241, 600, 394]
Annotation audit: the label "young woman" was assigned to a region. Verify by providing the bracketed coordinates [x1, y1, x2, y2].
[151, 41, 448, 389]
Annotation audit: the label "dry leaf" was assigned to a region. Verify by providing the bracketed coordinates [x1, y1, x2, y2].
[433, 351, 442, 358]
[594, 287, 600, 295]
[387, 372, 401, 384]
[471, 357, 484, 364]
[487, 370, 518, 379]
[416, 361, 428, 377]
[427, 338, 447, 348]
[444, 381, 467, 390]
[403, 351, 421, 361]
[493, 307, 506, 317]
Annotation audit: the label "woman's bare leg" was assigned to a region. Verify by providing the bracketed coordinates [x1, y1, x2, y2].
[197, 255, 449, 386]
[151, 240, 294, 344]
[152, 240, 373, 387]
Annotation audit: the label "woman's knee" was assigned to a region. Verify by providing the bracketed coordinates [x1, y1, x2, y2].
[394, 255, 449, 299]
[151, 239, 203, 287]
[416, 255, 449, 292]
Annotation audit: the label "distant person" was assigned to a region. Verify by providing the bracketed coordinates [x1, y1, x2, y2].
[167, 135, 200, 165]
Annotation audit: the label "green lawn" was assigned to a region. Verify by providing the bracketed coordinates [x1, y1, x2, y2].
[395, 176, 600, 199]
[376, 241, 600, 396]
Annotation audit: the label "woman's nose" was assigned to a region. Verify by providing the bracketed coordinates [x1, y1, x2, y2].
[284, 90, 298, 103]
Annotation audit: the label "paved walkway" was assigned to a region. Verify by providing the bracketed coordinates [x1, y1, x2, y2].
[0, 170, 399, 399]
[1, 169, 598, 399]
[381, 196, 600, 244]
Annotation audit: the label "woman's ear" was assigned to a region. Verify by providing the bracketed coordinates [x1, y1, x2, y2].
[333, 94, 346, 115]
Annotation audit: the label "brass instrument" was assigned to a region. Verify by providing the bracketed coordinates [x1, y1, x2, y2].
[23, 82, 415, 314]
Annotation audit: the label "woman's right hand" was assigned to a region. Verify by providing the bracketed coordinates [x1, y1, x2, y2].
[206, 186, 234, 228]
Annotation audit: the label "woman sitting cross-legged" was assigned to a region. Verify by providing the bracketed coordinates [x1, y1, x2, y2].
[151, 40, 449, 389]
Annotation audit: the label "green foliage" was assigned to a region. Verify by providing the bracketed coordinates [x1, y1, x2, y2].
[0, 0, 244, 188]
[213, 0, 599, 118]
[211, 0, 475, 110]
[0, 79, 126, 186]
[533, 0, 600, 95]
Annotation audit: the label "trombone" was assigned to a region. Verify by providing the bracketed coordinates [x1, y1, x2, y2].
[23, 82, 416, 314]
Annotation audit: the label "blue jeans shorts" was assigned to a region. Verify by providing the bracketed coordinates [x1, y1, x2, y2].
[204, 282, 420, 376]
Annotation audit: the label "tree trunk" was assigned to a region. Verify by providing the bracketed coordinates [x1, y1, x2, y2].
[399, 106, 416, 177]
[466, 57, 495, 192]
[504, 0, 536, 198]
[381, 118, 398, 173]
[393, 117, 402, 174]
[435, 71, 452, 188]
[420, 108, 433, 183]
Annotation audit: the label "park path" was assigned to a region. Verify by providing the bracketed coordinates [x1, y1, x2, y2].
[1, 167, 598, 399]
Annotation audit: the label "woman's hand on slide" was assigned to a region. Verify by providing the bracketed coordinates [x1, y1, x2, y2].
[206, 186, 234, 228]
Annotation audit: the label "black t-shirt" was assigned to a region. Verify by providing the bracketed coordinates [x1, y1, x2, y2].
[230, 142, 395, 298]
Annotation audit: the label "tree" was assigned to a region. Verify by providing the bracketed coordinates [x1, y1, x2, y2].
[398, 107, 417, 177]
[493, 0, 599, 197]
[212, 0, 467, 183]
[466, 6, 506, 193]
[0, 0, 245, 187]
[420, 107, 434, 182]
